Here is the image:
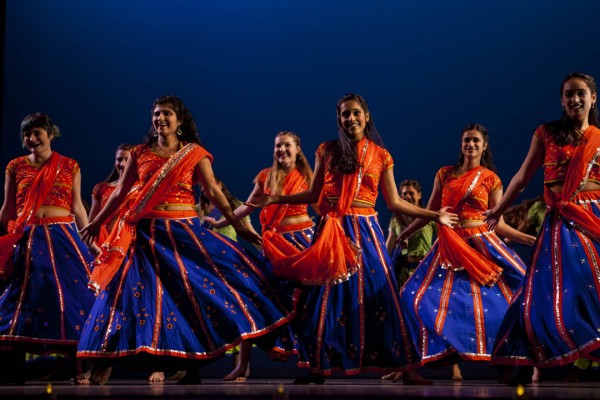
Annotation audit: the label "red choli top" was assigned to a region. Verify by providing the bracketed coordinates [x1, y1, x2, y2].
[535, 124, 600, 185]
[131, 144, 212, 207]
[255, 168, 309, 217]
[91, 182, 117, 209]
[316, 138, 393, 207]
[6, 155, 79, 214]
[437, 165, 502, 222]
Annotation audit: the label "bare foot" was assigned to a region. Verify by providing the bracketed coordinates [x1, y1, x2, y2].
[403, 371, 433, 385]
[75, 372, 91, 385]
[148, 372, 165, 383]
[166, 371, 187, 381]
[223, 367, 247, 382]
[451, 364, 463, 381]
[90, 365, 113, 385]
[381, 372, 402, 381]
[532, 367, 542, 383]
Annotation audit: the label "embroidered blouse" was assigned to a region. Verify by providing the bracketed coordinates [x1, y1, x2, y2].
[316, 138, 393, 207]
[131, 143, 212, 207]
[535, 124, 600, 185]
[91, 182, 117, 209]
[437, 165, 502, 222]
[7, 155, 79, 214]
[255, 167, 309, 217]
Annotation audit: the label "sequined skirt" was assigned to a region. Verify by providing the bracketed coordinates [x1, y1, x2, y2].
[0, 218, 95, 352]
[76, 216, 296, 366]
[492, 191, 600, 367]
[400, 225, 526, 364]
[295, 211, 421, 375]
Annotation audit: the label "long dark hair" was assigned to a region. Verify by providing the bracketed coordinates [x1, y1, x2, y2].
[455, 123, 497, 173]
[198, 176, 240, 216]
[103, 143, 134, 183]
[145, 95, 202, 145]
[546, 72, 598, 146]
[330, 94, 385, 174]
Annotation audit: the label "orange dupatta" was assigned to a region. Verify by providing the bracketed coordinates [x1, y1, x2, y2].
[260, 168, 310, 265]
[264, 141, 374, 285]
[0, 153, 63, 279]
[436, 166, 503, 286]
[545, 125, 600, 240]
[88, 144, 208, 293]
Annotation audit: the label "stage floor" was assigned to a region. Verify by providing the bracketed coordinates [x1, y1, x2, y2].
[2, 378, 600, 400]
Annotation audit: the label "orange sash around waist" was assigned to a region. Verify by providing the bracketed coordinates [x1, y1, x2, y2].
[437, 166, 502, 286]
[0, 153, 63, 279]
[89, 144, 208, 293]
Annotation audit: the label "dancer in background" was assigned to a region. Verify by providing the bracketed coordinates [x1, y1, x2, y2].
[206, 131, 315, 381]
[0, 113, 96, 385]
[398, 123, 535, 381]
[251, 94, 457, 384]
[88, 144, 133, 245]
[486, 72, 600, 385]
[77, 95, 296, 385]
[381, 179, 435, 382]
[386, 179, 436, 287]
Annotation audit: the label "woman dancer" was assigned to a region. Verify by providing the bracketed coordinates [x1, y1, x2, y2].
[88, 144, 133, 245]
[398, 124, 535, 381]
[251, 94, 457, 384]
[486, 72, 600, 385]
[207, 131, 314, 380]
[77, 95, 296, 384]
[0, 113, 96, 384]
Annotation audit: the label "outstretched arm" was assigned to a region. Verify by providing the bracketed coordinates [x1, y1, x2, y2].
[207, 181, 262, 229]
[488, 188, 536, 246]
[80, 156, 138, 243]
[0, 172, 16, 234]
[249, 154, 324, 208]
[380, 167, 456, 229]
[484, 134, 544, 230]
[398, 173, 444, 241]
[196, 158, 262, 246]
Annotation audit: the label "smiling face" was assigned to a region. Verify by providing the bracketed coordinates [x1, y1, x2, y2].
[338, 100, 370, 141]
[400, 184, 422, 206]
[274, 134, 300, 170]
[22, 127, 53, 154]
[461, 129, 487, 162]
[561, 77, 597, 124]
[152, 104, 181, 137]
[114, 149, 130, 177]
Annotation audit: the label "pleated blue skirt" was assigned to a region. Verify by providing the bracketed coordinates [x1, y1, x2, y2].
[400, 225, 526, 365]
[0, 219, 95, 352]
[295, 212, 421, 375]
[492, 191, 600, 367]
[77, 216, 296, 365]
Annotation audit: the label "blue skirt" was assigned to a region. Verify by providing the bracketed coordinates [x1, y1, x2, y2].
[76, 216, 296, 366]
[492, 192, 600, 367]
[295, 212, 421, 375]
[257, 224, 314, 358]
[400, 225, 526, 365]
[0, 219, 95, 353]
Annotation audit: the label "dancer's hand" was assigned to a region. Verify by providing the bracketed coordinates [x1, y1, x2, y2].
[483, 207, 500, 231]
[234, 225, 262, 247]
[437, 206, 458, 228]
[245, 194, 276, 209]
[79, 221, 101, 245]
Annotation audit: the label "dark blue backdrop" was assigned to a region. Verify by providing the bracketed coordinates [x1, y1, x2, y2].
[2, 0, 599, 225]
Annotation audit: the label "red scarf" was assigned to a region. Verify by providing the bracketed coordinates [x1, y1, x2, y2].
[265, 140, 373, 285]
[89, 144, 208, 293]
[260, 168, 310, 263]
[437, 166, 503, 286]
[544, 125, 600, 240]
[0, 153, 63, 279]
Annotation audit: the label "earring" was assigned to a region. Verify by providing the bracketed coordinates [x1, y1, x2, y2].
[177, 127, 183, 136]
[153, 132, 158, 137]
